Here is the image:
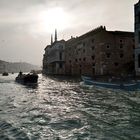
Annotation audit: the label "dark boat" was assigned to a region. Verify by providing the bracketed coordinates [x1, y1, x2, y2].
[2, 64, 8, 76]
[15, 72, 38, 84]
[2, 72, 9, 76]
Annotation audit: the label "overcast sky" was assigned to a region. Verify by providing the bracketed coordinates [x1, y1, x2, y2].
[0, 0, 138, 66]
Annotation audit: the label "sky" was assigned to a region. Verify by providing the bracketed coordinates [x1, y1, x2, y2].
[0, 0, 139, 66]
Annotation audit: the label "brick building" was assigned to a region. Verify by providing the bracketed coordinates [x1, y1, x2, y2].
[43, 26, 134, 76]
[65, 26, 134, 76]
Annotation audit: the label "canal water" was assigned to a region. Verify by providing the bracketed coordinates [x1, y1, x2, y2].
[0, 74, 140, 140]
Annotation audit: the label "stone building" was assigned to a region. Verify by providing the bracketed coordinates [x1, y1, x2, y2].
[135, 0, 140, 75]
[43, 30, 65, 75]
[65, 26, 134, 76]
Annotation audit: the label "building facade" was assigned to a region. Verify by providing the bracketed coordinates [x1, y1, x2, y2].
[43, 40, 65, 75]
[135, 0, 140, 75]
[43, 26, 134, 76]
[65, 26, 134, 76]
[43, 30, 66, 75]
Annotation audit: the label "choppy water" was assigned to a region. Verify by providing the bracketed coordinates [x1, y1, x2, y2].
[0, 74, 140, 140]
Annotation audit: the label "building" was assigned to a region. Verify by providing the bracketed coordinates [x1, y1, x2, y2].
[43, 30, 65, 75]
[65, 26, 134, 76]
[135, 0, 140, 75]
[43, 26, 134, 76]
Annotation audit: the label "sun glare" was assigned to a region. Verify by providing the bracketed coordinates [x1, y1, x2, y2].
[38, 7, 71, 33]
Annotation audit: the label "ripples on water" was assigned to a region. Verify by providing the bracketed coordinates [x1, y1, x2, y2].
[0, 74, 140, 140]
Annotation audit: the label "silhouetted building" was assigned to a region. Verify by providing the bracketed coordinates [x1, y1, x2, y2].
[65, 26, 134, 76]
[43, 31, 65, 75]
[43, 26, 134, 76]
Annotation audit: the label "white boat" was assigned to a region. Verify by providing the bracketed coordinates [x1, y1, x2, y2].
[81, 76, 138, 91]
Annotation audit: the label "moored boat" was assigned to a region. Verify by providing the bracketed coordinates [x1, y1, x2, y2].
[2, 72, 9, 76]
[15, 72, 38, 84]
[81, 76, 138, 91]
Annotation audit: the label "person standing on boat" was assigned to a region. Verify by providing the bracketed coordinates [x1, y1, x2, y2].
[18, 71, 23, 77]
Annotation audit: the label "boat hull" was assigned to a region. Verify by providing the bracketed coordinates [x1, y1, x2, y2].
[81, 76, 138, 91]
[2, 72, 9, 76]
[16, 74, 38, 84]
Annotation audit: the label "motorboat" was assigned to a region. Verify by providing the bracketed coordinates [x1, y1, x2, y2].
[15, 72, 38, 84]
[81, 76, 138, 91]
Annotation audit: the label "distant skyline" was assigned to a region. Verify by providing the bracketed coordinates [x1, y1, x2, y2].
[0, 0, 138, 66]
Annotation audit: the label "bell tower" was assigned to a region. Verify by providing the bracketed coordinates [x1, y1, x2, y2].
[55, 29, 57, 42]
[51, 34, 53, 45]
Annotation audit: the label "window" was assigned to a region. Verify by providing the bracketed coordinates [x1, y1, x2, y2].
[120, 40, 122, 43]
[91, 46, 95, 50]
[59, 63, 63, 69]
[120, 53, 124, 58]
[120, 44, 123, 49]
[75, 59, 78, 62]
[83, 58, 86, 61]
[91, 55, 95, 60]
[79, 58, 81, 61]
[106, 53, 111, 58]
[69, 60, 71, 63]
[92, 63, 95, 67]
[107, 45, 110, 49]
[83, 42, 85, 46]
[91, 39, 94, 43]
[83, 49, 85, 53]
[114, 62, 119, 66]
[133, 45, 135, 49]
[59, 52, 62, 60]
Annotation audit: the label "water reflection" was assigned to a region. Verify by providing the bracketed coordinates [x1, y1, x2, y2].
[17, 82, 39, 89]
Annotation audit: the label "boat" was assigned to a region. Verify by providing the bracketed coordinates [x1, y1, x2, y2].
[81, 76, 138, 91]
[2, 64, 9, 76]
[15, 72, 38, 84]
[2, 72, 9, 76]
